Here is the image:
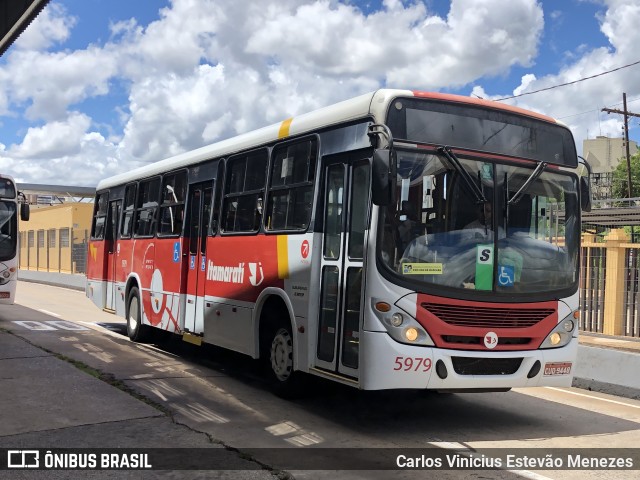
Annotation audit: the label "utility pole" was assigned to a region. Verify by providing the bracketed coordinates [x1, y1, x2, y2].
[602, 93, 640, 198]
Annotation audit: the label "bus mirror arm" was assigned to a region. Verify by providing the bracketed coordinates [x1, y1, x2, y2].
[368, 124, 397, 207]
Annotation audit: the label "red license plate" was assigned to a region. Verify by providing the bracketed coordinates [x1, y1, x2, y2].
[0, 292, 10, 298]
[543, 362, 572, 376]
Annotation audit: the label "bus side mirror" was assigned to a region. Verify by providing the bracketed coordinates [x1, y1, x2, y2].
[372, 149, 396, 206]
[577, 156, 592, 212]
[20, 202, 30, 221]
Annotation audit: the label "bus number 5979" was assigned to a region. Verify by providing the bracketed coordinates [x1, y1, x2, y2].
[394, 357, 432, 372]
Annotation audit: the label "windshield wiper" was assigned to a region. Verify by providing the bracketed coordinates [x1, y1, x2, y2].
[437, 146, 487, 204]
[508, 161, 547, 205]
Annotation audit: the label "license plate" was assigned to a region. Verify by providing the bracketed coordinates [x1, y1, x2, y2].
[0, 292, 9, 298]
[543, 362, 572, 376]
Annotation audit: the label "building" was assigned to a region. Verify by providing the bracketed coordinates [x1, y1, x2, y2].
[583, 136, 638, 174]
[19, 203, 94, 274]
[583, 136, 638, 200]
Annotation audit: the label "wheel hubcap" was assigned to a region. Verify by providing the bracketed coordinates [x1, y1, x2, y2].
[128, 297, 139, 332]
[271, 328, 293, 381]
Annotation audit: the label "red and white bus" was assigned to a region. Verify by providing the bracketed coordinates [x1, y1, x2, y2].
[0, 174, 30, 305]
[87, 89, 591, 392]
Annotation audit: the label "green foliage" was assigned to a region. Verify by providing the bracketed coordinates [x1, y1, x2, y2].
[612, 149, 640, 198]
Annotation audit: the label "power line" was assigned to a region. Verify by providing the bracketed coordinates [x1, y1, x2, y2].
[495, 59, 640, 101]
[554, 97, 640, 120]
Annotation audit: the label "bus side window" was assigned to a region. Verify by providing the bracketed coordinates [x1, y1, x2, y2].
[211, 161, 224, 234]
[91, 192, 109, 240]
[121, 183, 136, 238]
[158, 171, 187, 236]
[221, 149, 267, 233]
[134, 177, 161, 237]
[266, 138, 317, 232]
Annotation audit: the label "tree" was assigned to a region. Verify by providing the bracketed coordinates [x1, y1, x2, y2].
[612, 148, 640, 198]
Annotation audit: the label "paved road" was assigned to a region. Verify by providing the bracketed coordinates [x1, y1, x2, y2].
[2, 282, 640, 479]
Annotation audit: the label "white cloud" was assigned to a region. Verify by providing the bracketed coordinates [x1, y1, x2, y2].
[4, 112, 121, 185]
[477, 0, 640, 156]
[4, 47, 118, 120]
[9, 112, 91, 158]
[2, 0, 639, 187]
[13, 3, 76, 51]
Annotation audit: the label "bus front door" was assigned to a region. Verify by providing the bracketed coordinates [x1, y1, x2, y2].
[184, 182, 213, 335]
[316, 158, 370, 379]
[105, 200, 121, 311]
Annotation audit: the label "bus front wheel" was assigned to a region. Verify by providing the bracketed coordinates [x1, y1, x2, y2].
[268, 323, 304, 397]
[270, 326, 294, 382]
[127, 287, 150, 342]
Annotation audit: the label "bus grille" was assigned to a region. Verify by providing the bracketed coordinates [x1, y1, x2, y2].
[451, 357, 523, 375]
[442, 335, 531, 346]
[421, 303, 554, 328]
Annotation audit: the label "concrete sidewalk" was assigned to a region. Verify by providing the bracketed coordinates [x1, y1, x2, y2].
[0, 329, 280, 479]
[18, 269, 86, 291]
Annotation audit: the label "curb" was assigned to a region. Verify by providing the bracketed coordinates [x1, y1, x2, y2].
[18, 270, 86, 291]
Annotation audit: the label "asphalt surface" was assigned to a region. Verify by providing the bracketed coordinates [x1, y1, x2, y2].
[3, 272, 640, 479]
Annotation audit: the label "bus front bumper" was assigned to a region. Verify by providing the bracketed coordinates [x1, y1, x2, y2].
[359, 330, 577, 391]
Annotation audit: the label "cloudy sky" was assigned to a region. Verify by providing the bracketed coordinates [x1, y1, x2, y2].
[0, 0, 639, 186]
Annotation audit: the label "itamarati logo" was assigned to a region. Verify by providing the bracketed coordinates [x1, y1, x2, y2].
[206, 261, 264, 286]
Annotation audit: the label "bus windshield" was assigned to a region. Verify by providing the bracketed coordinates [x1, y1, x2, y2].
[378, 149, 580, 297]
[0, 200, 17, 262]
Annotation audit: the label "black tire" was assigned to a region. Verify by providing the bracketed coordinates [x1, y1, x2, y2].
[268, 322, 304, 398]
[126, 286, 150, 342]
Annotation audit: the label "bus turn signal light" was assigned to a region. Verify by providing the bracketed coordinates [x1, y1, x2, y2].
[375, 302, 391, 312]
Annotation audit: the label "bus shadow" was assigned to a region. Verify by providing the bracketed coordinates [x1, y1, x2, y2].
[147, 334, 640, 444]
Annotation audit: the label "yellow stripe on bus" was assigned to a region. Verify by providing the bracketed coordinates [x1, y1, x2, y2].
[277, 235, 289, 279]
[278, 118, 293, 138]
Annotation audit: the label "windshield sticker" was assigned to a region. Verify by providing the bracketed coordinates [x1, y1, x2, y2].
[422, 175, 434, 209]
[475, 244, 493, 290]
[402, 263, 443, 275]
[497, 265, 515, 287]
[481, 163, 492, 180]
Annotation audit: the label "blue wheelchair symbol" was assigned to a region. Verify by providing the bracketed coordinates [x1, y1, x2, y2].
[190, 255, 196, 270]
[201, 257, 206, 271]
[497, 265, 515, 287]
[173, 242, 180, 263]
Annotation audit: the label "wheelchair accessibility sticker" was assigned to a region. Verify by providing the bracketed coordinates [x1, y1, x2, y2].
[497, 265, 515, 287]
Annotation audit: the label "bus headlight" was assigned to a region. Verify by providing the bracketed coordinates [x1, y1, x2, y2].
[391, 313, 404, 327]
[404, 327, 419, 342]
[372, 298, 434, 346]
[0, 269, 13, 285]
[540, 312, 577, 349]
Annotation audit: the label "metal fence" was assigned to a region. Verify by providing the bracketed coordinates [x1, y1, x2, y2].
[580, 242, 606, 334]
[622, 247, 640, 337]
[564, 232, 640, 338]
[19, 228, 89, 274]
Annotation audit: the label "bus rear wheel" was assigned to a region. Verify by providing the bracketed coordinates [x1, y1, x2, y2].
[127, 287, 150, 342]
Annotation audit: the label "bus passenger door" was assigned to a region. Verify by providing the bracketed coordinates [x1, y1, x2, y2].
[105, 200, 121, 311]
[316, 158, 370, 379]
[184, 182, 213, 334]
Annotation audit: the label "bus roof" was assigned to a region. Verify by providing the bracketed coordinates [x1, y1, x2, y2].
[96, 89, 561, 191]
